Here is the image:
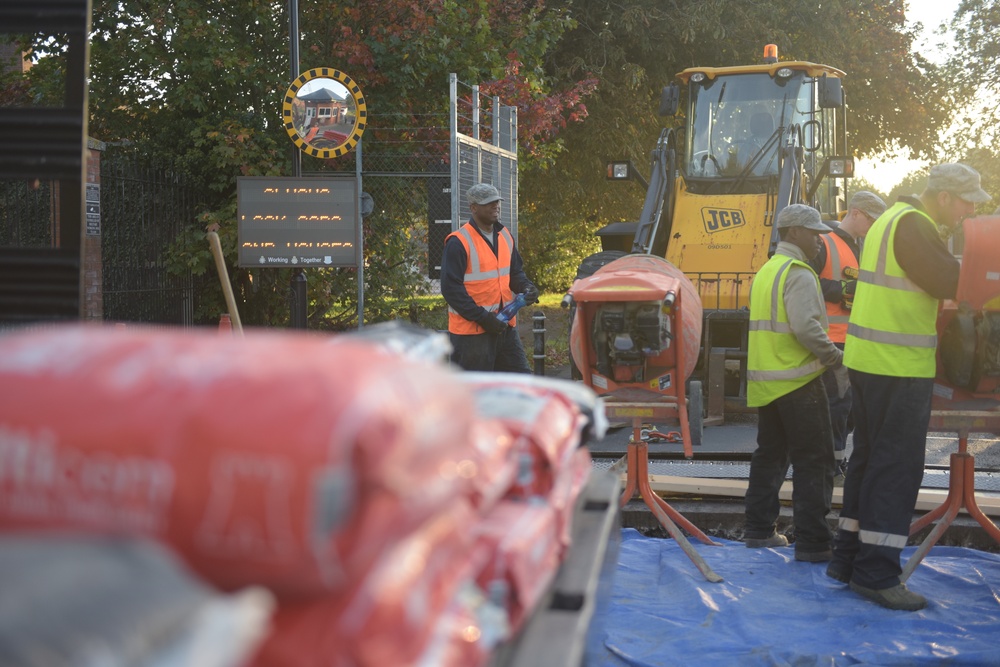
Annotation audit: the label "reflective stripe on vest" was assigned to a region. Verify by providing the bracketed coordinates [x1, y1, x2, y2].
[819, 233, 857, 343]
[843, 202, 939, 377]
[747, 255, 827, 407]
[445, 222, 515, 334]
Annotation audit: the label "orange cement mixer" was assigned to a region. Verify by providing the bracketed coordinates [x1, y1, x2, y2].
[937, 214, 1000, 404]
[566, 254, 704, 447]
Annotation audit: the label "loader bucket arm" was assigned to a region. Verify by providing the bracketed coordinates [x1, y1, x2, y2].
[768, 128, 804, 256]
[631, 129, 676, 256]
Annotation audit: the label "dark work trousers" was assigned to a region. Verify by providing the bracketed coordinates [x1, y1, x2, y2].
[830, 370, 932, 590]
[821, 346, 853, 466]
[449, 326, 530, 373]
[745, 376, 835, 553]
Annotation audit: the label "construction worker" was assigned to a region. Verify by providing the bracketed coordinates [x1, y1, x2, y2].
[441, 183, 539, 372]
[828, 163, 991, 611]
[807, 191, 887, 483]
[744, 204, 848, 562]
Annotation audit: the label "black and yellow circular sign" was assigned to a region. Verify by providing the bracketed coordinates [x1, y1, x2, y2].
[282, 68, 367, 158]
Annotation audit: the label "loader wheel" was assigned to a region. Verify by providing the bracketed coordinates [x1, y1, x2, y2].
[568, 251, 629, 380]
[687, 380, 703, 448]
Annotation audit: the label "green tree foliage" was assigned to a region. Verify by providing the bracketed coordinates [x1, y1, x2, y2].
[845, 177, 889, 205]
[517, 0, 950, 291]
[948, 0, 1000, 146]
[7, 0, 958, 310]
[294, 1, 598, 324]
[12, 0, 595, 326]
[886, 169, 930, 204]
[944, 0, 1000, 208]
[87, 0, 294, 324]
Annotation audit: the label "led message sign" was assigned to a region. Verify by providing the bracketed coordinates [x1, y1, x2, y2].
[237, 176, 359, 268]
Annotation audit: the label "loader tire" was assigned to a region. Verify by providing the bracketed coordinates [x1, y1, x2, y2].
[574, 250, 629, 280]
[568, 251, 630, 380]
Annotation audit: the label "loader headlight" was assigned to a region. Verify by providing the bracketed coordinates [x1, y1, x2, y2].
[607, 161, 631, 180]
[690, 72, 706, 83]
[776, 67, 794, 79]
[827, 157, 855, 177]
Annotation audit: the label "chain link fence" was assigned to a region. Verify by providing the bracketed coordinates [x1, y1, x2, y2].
[101, 148, 197, 325]
[0, 179, 54, 249]
[305, 112, 448, 327]
[451, 74, 519, 242]
[1, 75, 516, 329]
[306, 76, 518, 327]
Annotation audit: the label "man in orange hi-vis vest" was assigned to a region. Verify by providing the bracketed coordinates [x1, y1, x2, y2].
[441, 183, 539, 372]
[807, 191, 886, 483]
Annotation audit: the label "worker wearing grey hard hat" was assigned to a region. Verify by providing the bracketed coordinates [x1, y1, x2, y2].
[440, 183, 539, 372]
[830, 163, 991, 611]
[745, 204, 845, 563]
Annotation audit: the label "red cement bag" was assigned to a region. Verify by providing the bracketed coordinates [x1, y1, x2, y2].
[465, 418, 519, 513]
[0, 325, 477, 599]
[471, 500, 562, 633]
[548, 446, 593, 555]
[250, 501, 478, 667]
[466, 381, 586, 498]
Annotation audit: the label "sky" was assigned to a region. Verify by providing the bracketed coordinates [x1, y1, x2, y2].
[854, 0, 961, 193]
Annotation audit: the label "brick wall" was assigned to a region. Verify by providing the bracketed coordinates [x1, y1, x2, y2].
[0, 42, 29, 75]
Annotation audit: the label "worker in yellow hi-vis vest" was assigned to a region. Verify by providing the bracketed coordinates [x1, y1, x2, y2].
[806, 191, 887, 483]
[828, 163, 991, 612]
[744, 204, 847, 563]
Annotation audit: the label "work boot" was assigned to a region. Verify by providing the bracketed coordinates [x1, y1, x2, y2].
[849, 581, 927, 611]
[795, 548, 832, 562]
[825, 562, 851, 583]
[745, 533, 789, 548]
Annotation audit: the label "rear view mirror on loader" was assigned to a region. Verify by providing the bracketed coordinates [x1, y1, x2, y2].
[659, 84, 680, 116]
[818, 76, 843, 108]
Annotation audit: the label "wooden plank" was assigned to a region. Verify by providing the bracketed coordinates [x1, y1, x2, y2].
[630, 474, 1000, 517]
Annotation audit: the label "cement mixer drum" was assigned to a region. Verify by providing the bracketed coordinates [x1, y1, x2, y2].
[568, 254, 703, 396]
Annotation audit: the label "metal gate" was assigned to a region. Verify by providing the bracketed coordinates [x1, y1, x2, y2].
[101, 150, 196, 325]
[449, 73, 518, 240]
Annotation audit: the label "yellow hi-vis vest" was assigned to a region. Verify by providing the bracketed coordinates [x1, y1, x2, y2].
[747, 255, 827, 407]
[445, 222, 515, 334]
[844, 202, 940, 377]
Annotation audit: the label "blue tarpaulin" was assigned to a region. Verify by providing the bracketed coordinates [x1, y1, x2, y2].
[587, 529, 1000, 666]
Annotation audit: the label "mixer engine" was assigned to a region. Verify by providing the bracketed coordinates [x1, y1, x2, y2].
[937, 215, 1000, 396]
[593, 301, 673, 382]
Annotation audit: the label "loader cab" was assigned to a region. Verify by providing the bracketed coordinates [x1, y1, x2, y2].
[678, 61, 848, 214]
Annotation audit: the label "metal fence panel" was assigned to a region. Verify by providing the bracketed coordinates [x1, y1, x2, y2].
[0, 180, 55, 248]
[100, 150, 196, 325]
[450, 74, 518, 241]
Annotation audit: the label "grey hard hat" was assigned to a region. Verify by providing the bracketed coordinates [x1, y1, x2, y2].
[927, 163, 991, 204]
[775, 204, 830, 232]
[849, 191, 887, 220]
[467, 183, 503, 206]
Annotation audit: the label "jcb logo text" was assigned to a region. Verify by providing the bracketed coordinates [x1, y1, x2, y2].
[702, 208, 745, 234]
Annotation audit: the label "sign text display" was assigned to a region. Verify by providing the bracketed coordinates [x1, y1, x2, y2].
[237, 177, 359, 268]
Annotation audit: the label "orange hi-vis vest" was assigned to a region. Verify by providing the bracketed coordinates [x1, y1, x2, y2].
[445, 222, 516, 334]
[819, 232, 858, 344]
